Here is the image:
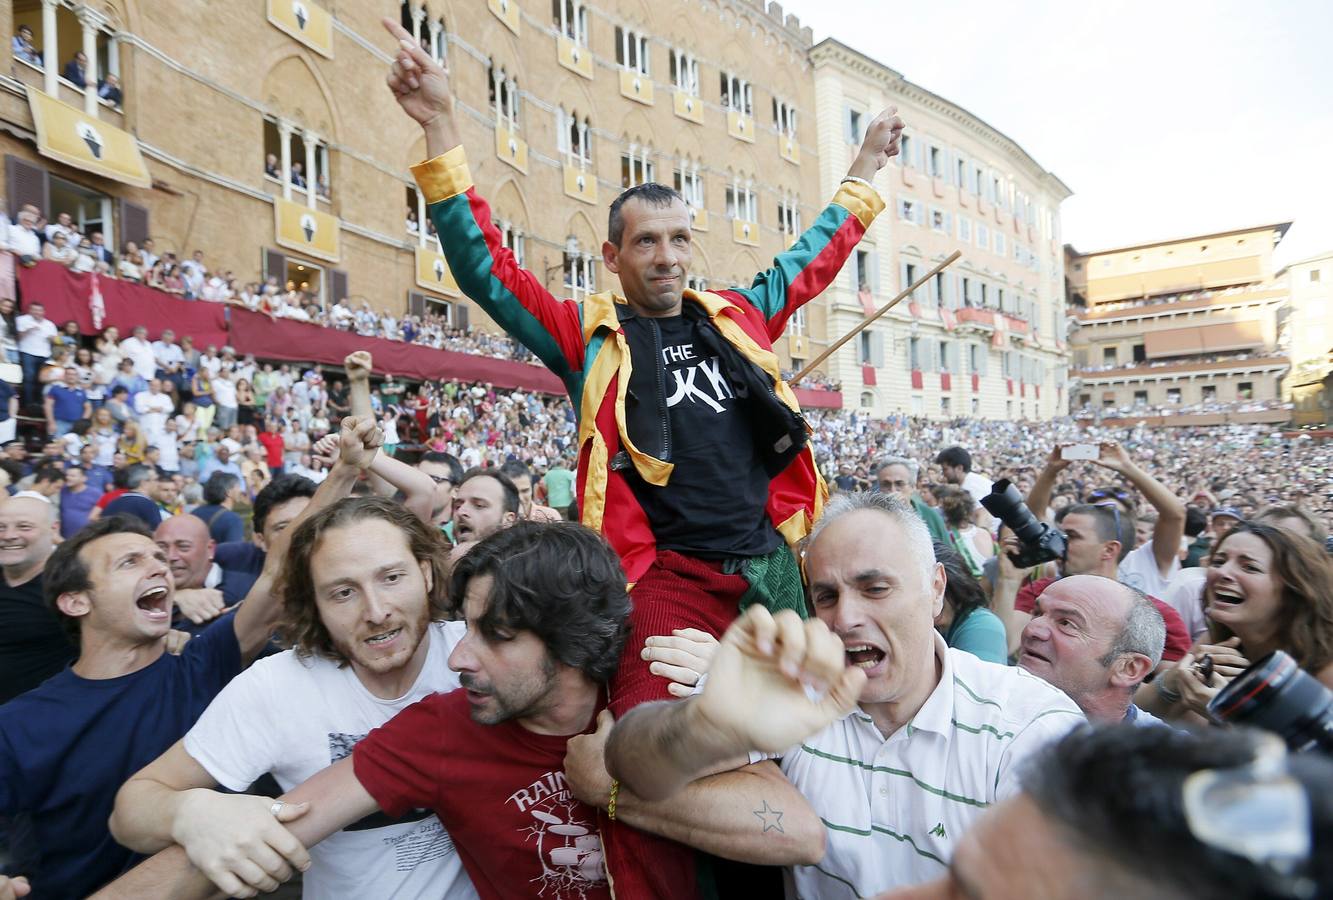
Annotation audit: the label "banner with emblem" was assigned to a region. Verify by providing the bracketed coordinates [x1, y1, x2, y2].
[25, 86, 151, 188]
[267, 0, 333, 58]
[415, 246, 461, 296]
[273, 197, 339, 262]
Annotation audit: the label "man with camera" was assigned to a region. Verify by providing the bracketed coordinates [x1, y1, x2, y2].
[991, 442, 1191, 661]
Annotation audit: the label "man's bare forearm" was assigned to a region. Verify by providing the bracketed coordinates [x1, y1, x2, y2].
[606, 698, 743, 802]
[423, 115, 461, 160]
[614, 763, 823, 866]
[367, 453, 435, 525]
[1122, 462, 1187, 572]
[108, 779, 191, 854]
[1027, 464, 1060, 522]
[86, 846, 220, 900]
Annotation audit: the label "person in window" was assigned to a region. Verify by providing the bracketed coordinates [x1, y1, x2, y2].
[264, 153, 280, 179]
[290, 161, 307, 188]
[62, 51, 88, 88]
[117, 243, 144, 282]
[12, 24, 41, 67]
[97, 73, 122, 106]
[41, 231, 79, 268]
[317, 172, 330, 199]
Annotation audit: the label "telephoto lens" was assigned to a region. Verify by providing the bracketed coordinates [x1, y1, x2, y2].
[1209, 650, 1333, 754]
[981, 479, 1068, 568]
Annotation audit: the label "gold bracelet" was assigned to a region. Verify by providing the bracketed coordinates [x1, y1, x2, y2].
[607, 779, 619, 820]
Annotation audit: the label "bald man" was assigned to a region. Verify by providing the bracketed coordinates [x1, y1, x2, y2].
[153, 515, 251, 631]
[0, 495, 73, 702]
[1016, 574, 1167, 726]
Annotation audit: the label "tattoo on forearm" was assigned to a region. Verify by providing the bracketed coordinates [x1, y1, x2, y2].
[753, 800, 784, 833]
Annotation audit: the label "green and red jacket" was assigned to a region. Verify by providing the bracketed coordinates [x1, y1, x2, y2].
[412, 147, 884, 582]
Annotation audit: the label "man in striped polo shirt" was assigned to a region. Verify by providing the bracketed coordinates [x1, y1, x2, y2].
[607, 492, 1084, 899]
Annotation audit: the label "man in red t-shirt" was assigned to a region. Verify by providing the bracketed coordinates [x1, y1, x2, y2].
[257, 417, 286, 477]
[996, 503, 1191, 663]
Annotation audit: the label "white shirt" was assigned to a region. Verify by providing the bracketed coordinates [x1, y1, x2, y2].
[1117, 540, 1180, 599]
[184, 622, 478, 900]
[8, 224, 41, 258]
[152, 340, 185, 372]
[212, 377, 237, 408]
[1161, 566, 1209, 640]
[15, 315, 56, 357]
[200, 354, 223, 378]
[960, 471, 993, 507]
[133, 390, 174, 441]
[120, 336, 158, 379]
[156, 431, 180, 472]
[779, 635, 1084, 899]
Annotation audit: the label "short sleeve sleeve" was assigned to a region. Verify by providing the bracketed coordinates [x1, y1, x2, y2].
[352, 695, 447, 818]
[993, 704, 1085, 802]
[181, 613, 244, 697]
[183, 662, 279, 791]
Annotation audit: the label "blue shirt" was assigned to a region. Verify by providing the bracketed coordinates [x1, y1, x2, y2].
[199, 458, 245, 484]
[46, 384, 86, 421]
[191, 504, 245, 544]
[1124, 703, 1169, 728]
[0, 618, 242, 898]
[0, 381, 13, 423]
[102, 492, 166, 530]
[58, 485, 100, 538]
[944, 605, 1009, 665]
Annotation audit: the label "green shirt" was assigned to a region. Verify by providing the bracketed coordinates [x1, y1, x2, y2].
[543, 466, 575, 509]
[944, 606, 1009, 665]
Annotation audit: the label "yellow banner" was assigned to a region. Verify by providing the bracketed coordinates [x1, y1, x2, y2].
[415, 246, 460, 296]
[557, 35, 593, 79]
[267, 0, 333, 58]
[789, 333, 808, 359]
[489, 0, 520, 34]
[495, 126, 528, 174]
[619, 69, 654, 105]
[727, 110, 755, 143]
[673, 90, 704, 124]
[563, 164, 597, 205]
[688, 206, 709, 232]
[274, 197, 339, 262]
[779, 134, 800, 165]
[25, 86, 150, 188]
[733, 218, 759, 247]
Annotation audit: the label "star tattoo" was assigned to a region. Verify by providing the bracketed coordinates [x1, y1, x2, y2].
[753, 800, 785, 833]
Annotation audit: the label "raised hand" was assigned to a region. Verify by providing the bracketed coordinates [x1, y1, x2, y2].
[343, 350, 373, 384]
[1093, 441, 1134, 474]
[381, 18, 454, 128]
[173, 588, 227, 625]
[693, 606, 865, 755]
[849, 106, 906, 179]
[337, 415, 384, 470]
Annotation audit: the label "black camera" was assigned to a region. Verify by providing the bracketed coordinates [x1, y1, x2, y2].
[981, 479, 1067, 568]
[1209, 650, 1333, 754]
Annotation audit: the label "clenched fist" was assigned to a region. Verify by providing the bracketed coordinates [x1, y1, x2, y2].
[848, 106, 906, 181]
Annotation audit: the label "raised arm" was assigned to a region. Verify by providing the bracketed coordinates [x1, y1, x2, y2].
[383, 19, 585, 380]
[730, 108, 901, 339]
[1095, 441, 1187, 577]
[1026, 447, 1070, 521]
[606, 605, 864, 801]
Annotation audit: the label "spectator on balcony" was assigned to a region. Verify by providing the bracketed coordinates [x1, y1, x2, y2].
[317, 172, 330, 199]
[138, 239, 158, 272]
[290, 160, 307, 188]
[97, 73, 122, 107]
[42, 231, 78, 268]
[181, 263, 204, 300]
[87, 231, 114, 267]
[117, 242, 143, 282]
[44, 212, 75, 244]
[406, 207, 419, 233]
[61, 51, 88, 88]
[8, 207, 42, 266]
[180, 250, 205, 281]
[12, 24, 41, 66]
[264, 153, 280, 179]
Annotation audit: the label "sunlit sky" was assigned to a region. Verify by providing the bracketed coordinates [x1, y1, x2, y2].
[780, 0, 1333, 266]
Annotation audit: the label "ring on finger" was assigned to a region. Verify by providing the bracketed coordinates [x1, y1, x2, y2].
[270, 800, 284, 818]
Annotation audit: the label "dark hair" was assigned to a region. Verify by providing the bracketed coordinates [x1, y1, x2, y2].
[1207, 522, 1333, 674]
[122, 463, 156, 491]
[448, 521, 630, 681]
[33, 463, 65, 485]
[203, 471, 241, 506]
[499, 460, 531, 483]
[278, 497, 451, 663]
[933, 541, 991, 625]
[935, 485, 975, 529]
[44, 515, 154, 641]
[458, 467, 520, 517]
[253, 473, 318, 535]
[419, 450, 463, 484]
[111, 385, 128, 397]
[1184, 505, 1209, 538]
[607, 182, 683, 247]
[1022, 725, 1333, 900]
[1059, 503, 1126, 548]
[934, 446, 972, 471]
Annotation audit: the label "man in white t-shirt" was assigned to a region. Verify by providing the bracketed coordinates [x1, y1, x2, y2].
[120, 325, 158, 380]
[16, 301, 58, 404]
[606, 492, 1084, 900]
[107, 441, 477, 899]
[133, 379, 176, 443]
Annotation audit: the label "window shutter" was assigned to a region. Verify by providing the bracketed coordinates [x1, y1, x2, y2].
[407, 291, 427, 318]
[330, 269, 349, 305]
[869, 252, 880, 294]
[455, 302, 470, 330]
[118, 199, 149, 248]
[5, 155, 49, 220]
[870, 330, 884, 368]
[264, 249, 286, 282]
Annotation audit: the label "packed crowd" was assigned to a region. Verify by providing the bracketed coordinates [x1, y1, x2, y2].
[1, 26, 1330, 900]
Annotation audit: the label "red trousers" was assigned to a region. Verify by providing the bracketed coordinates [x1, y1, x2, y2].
[600, 551, 750, 900]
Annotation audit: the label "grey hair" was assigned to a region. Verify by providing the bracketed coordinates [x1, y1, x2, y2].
[1100, 585, 1166, 672]
[809, 491, 936, 584]
[874, 455, 919, 483]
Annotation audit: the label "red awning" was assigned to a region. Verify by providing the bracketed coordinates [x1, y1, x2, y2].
[793, 388, 843, 409]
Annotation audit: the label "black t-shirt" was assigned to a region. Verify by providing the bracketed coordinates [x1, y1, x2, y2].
[0, 570, 76, 704]
[624, 314, 779, 558]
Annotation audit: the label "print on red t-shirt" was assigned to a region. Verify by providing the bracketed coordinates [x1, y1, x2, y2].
[353, 689, 611, 900]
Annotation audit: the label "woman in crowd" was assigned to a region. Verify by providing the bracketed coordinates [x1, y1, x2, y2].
[938, 485, 994, 578]
[1145, 522, 1333, 721]
[0, 296, 20, 363]
[42, 231, 78, 267]
[89, 406, 119, 466]
[235, 378, 256, 427]
[933, 542, 1009, 664]
[117, 418, 147, 464]
[191, 366, 216, 432]
[117, 244, 144, 282]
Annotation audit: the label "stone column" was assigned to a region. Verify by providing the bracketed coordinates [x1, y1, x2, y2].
[41, 0, 59, 95]
[302, 131, 319, 208]
[78, 5, 103, 116]
[277, 118, 294, 201]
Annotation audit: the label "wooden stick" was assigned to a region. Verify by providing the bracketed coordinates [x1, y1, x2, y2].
[793, 249, 962, 384]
